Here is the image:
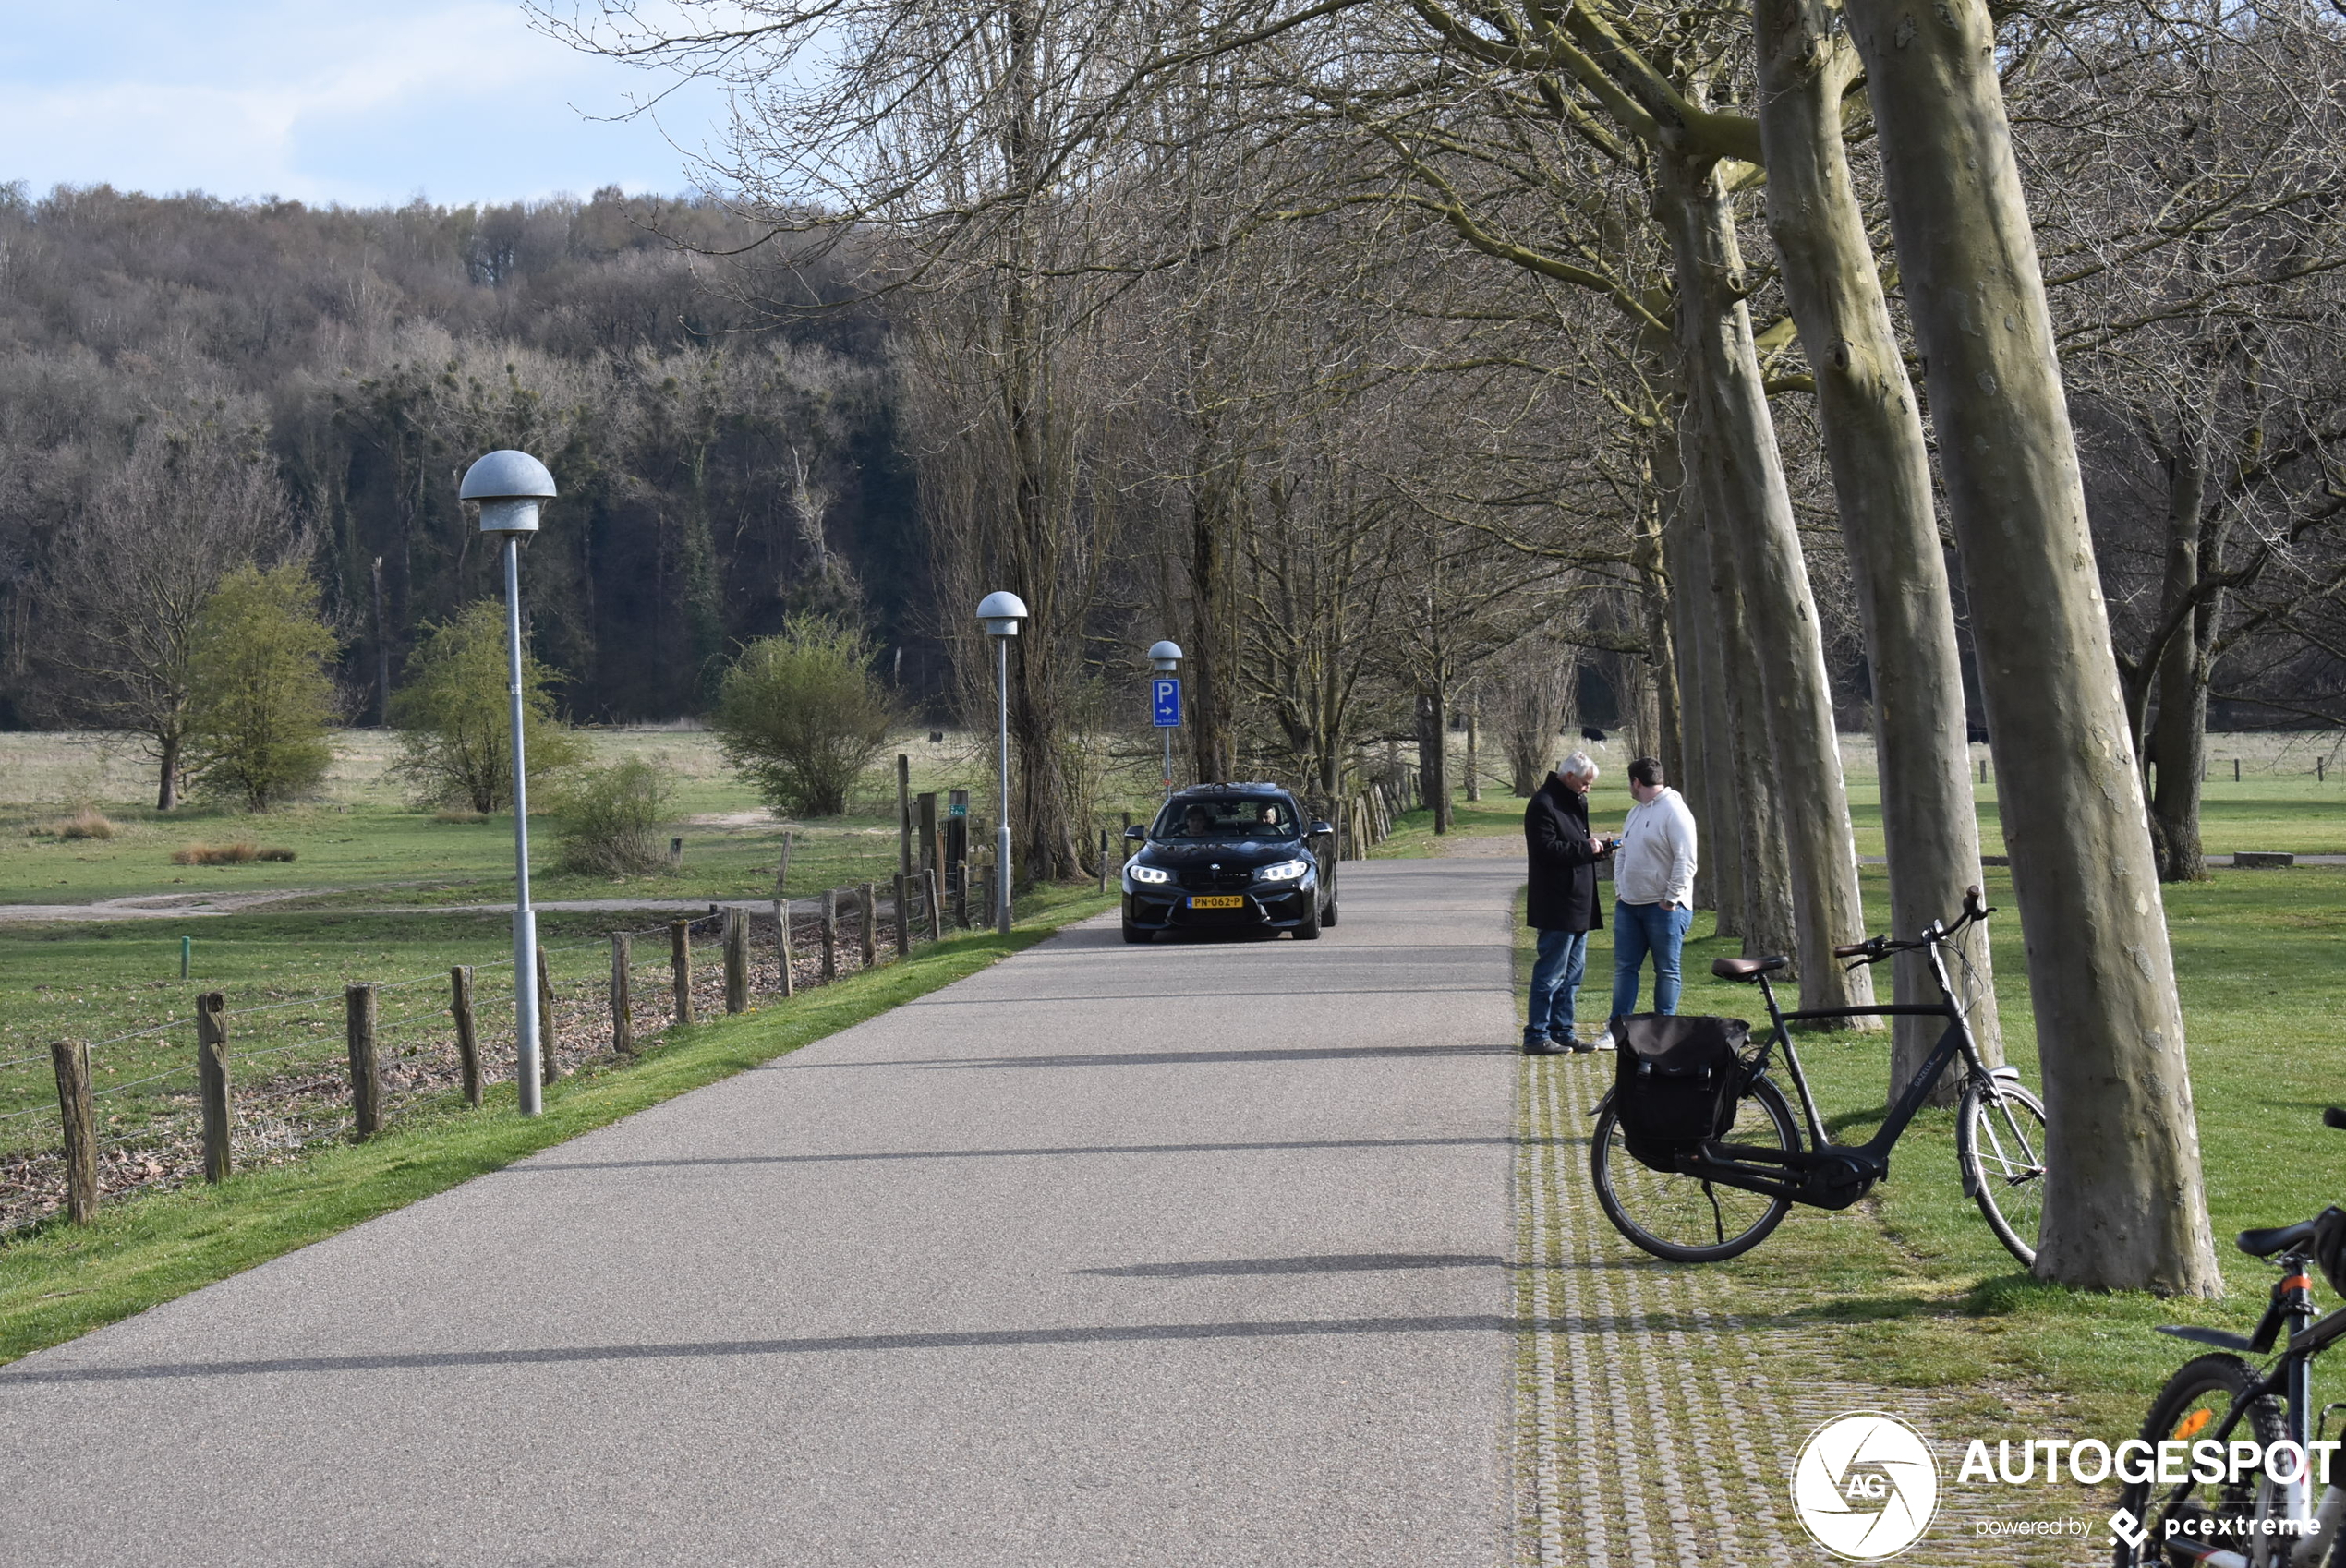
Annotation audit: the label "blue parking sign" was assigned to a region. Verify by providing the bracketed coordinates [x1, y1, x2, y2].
[1151, 678, 1181, 728]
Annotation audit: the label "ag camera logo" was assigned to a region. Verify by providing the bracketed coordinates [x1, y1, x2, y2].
[1792, 1413, 1941, 1560]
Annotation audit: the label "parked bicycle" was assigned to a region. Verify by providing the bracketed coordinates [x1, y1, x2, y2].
[1589, 886, 2048, 1265]
[2115, 1116, 2346, 1567]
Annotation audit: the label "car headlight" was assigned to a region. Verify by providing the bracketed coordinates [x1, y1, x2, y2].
[1129, 863, 1170, 885]
[1256, 860, 1310, 883]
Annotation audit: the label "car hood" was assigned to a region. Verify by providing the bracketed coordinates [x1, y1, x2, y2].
[1135, 839, 1313, 871]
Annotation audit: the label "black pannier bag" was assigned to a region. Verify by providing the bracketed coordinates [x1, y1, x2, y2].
[1611, 1014, 1751, 1173]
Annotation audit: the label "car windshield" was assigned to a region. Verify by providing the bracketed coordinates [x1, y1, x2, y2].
[1154, 797, 1299, 840]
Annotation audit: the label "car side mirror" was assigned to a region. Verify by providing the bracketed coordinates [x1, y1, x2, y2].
[1308, 820, 1334, 838]
[1123, 826, 1145, 842]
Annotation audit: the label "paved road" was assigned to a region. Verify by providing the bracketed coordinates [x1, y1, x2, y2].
[0, 858, 1523, 1568]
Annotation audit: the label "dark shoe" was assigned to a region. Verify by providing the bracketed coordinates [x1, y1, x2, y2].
[1553, 1030, 1596, 1055]
[1523, 1035, 1568, 1055]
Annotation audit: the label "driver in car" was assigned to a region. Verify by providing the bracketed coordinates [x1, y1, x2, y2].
[1182, 804, 1216, 836]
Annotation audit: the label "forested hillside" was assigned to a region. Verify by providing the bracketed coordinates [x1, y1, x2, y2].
[0, 183, 915, 727]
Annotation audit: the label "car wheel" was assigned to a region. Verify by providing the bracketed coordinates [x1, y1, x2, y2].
[1293, 899, 1322, 940]
[1122, 917, 1150, 944]
[1322, 899, 1338, 927]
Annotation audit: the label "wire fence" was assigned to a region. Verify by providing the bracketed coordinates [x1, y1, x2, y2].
[0, 878, 959, 1234]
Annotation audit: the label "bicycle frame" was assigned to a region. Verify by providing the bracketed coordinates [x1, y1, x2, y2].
[1687, 933, 2006, 1210]
[2145, 1261, 2344, 1562]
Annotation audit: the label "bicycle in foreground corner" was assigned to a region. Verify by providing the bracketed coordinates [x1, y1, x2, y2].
[2116, 1117, 2346, 1567]
[1589, 886, 2048, 1266]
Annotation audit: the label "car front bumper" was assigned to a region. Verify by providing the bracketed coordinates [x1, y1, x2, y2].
[1123, 880, 1319, 933]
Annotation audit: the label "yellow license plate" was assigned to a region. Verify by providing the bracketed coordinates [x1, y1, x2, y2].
[1188, 895, 1245, 910]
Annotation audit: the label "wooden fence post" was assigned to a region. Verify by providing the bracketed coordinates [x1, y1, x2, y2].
[450, 966, 480, 1105]
[196, 992, 230, 1185]
[925, 868, 944, 942]
[671, 921, 695, 1027]
[537, 946, 558, 1084]
[773, 899, 796, 996]
[724, 908, 750, 1013]
[345, 983, 381, 1140]
[859, 882, 879, 967]
[917, 792, 938, 874]
[892, 874, 913, 957]
[776, 829, 792, 896]
[610, 935, 635, 1055]
[820, 890, 839, 981]
[897, 754, 913, 883]
[953, 862, 970, 928]
[50, 1040, 96, 1224]
[1098, 828, 1109, 893]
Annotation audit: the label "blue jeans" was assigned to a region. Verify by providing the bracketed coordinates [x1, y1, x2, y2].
[1612, 901, 1694, 1019]
[1526, 928, 1589, 1043]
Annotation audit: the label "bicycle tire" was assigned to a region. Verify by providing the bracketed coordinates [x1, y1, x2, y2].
[2112, 1352, 2286, 1568]
[1591, 1072, 1798, 1262]
[1958, 1077, 2049, 1267]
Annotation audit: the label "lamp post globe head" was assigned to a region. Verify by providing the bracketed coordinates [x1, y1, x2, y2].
[461, 450, 558, 535]
[1147, 639, 1183, 673]
[976, 589, 1029, 638]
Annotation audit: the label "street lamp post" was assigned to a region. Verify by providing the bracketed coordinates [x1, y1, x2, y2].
[1147, 641, 1182, 802]
[976, 592, 1028, 935]
[461, 449, 558, 1115]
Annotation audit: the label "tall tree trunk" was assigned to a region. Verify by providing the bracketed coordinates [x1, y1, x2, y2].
[1187, 475, 1240, 786]
[1663, 439, 1744, 926]
[156, 728, 181, 812]
[1752, 0, 2000, 1091]
[1847, 0, 2220, 1293]
[1636, 508, 1685, 790]
[1690, 432, 1796, 959]
[2148, 437, 2213, 882]
[1658, 148, 1872, 1013]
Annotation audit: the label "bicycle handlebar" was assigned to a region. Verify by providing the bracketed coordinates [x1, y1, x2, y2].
[1839, 886, 1999, 968]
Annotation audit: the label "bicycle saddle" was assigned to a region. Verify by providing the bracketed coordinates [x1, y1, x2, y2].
[2240, 1220, 2319, 1258]
[1711, 956, 1789, 982]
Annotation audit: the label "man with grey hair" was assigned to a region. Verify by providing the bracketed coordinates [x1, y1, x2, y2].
[1521, 751, 1612, 1054]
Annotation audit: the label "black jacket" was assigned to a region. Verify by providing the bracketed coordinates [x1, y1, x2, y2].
[1525, 774, 1604, 933]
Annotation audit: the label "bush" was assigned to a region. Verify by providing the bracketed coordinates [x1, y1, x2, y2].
[391, 601, 581, 813]
[554, 756, 673, 876]
[185, 563, 340, 810]
[711, 616, 897, 816]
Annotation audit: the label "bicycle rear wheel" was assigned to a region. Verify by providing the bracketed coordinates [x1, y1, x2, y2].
[1958, 1076, 2048, 1267]
[2112, 1353, 2285, 1567]
[1591, 1074, 1798, 1262]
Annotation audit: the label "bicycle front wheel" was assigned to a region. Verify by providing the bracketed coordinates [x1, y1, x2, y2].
[1592, 1073, 1798, 1262]
[1958, 1076, 2048, 1267]
[2112, 1353, 2285, 1568]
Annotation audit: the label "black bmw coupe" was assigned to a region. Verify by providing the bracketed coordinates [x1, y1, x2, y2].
[1119, 783, 1337, 943]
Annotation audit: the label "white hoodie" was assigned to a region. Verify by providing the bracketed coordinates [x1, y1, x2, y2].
[1614, 786, 1698, 907]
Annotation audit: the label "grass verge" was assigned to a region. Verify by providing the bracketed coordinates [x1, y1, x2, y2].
[0, 887, 1115, 1366]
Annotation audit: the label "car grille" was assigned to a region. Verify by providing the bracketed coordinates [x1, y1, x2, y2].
[1178, 869, 1252, 894]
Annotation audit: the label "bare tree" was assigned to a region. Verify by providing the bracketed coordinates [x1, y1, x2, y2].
[43, 417, 289, 808]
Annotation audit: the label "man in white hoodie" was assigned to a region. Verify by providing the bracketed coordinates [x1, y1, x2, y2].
[1608, 756, 1699, 1025]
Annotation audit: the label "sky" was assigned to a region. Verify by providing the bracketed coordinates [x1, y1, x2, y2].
[0, 0, 732, 209]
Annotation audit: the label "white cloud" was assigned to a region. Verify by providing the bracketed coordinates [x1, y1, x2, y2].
[0, 0, 724, 205]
